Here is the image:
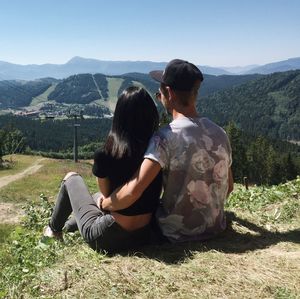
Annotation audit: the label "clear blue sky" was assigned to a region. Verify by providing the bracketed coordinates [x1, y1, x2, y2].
[0, 0, 299, 66]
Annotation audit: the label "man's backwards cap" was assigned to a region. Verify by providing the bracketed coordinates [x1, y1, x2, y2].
[150, 59, 203, 91]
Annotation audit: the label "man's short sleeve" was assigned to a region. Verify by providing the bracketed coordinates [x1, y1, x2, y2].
[144, 133, 169, 169]
[92, 150, 110, 178]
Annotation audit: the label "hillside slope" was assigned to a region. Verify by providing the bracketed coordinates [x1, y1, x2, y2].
[198, 70, 300, 141]
[0, 73, 260, 108]
[1, 70, 299, 142]
[0, 156, 299, 298]
[0, 78, 57, 108]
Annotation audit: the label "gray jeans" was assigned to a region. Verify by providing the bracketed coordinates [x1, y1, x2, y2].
[49, 174, 151, 252]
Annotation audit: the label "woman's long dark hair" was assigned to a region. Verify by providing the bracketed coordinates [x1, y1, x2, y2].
[104, 86, 159, 160]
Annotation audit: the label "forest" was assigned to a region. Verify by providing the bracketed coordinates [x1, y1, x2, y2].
[0, 114, 299, 186]
[1, 69, 300, 185]
[198, 70, 300, 141]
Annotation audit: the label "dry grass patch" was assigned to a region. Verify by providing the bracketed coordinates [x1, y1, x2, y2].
[0, 158, 96, 204]
[0, 155, 41, 177]
[25, 240, 300, 299]
[22, 214, 300, 299]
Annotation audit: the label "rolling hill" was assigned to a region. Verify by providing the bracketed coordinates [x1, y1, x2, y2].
[0, 70, 299, 142]
[0, 72, 260, 109]
[198, 70, 300, 141]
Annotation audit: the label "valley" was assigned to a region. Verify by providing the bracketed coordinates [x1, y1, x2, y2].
[1, 68, 300, 186]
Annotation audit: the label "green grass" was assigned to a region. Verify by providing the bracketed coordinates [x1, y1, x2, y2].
[0, 223, 16, 244]
[226, 178, 300, 225]
[0, 155, 42, 178]
[30, 83, 58, 106]
[106, 77, 124, 111]
[0, 155, 299, 298]
[0, 157, 97, 204]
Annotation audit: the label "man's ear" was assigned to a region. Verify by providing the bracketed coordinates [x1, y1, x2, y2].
[166, 86, 174, 101]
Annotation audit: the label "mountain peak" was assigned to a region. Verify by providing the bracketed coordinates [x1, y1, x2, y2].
[66, 56, 87, 64]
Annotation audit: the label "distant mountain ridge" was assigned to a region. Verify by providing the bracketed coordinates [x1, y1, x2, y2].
[0, 56, 299, 80]
[245, 57, 300, 74]
[0, 57, 229, 80]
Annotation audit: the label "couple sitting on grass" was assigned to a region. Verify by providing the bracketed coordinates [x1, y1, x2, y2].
[44, 59, 234, 252]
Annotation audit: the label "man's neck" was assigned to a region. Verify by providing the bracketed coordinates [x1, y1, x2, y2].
[172, 105, 199, 119]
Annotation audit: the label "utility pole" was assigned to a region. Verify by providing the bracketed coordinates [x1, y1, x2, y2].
[68, 110, 83, 163]
[73, 115, 80, 162]
[40, 106, 84, 163]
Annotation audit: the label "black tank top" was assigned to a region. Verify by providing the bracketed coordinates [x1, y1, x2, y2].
[92, 150, 162, 216]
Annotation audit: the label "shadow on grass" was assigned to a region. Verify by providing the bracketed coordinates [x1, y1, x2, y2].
[125, 211, 300, 264]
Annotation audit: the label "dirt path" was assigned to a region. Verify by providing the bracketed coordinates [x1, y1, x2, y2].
[0, 158, 46, 189]
[0, 158, 46, 224]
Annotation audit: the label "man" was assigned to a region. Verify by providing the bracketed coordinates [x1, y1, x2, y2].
[102, 59, 233, 243]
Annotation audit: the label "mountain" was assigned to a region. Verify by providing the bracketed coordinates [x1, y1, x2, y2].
[0, 57, 230, 80]
[0, 78, 57, 108]
[219, 58, 300, 75]
[198, 70, 300, 141]
[0, 72, 260, 109]
[1, 70, 299, 141]
[222, 65, 259, 74]
[245, 57, 300, 74]
[1, 56, 300, 80]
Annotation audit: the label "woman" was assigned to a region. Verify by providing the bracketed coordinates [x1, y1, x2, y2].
[44, 86, 162, 252]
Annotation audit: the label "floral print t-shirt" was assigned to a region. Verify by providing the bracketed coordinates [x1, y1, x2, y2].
[144, 116, 232, 242]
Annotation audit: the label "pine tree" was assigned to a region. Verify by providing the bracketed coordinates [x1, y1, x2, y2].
[225, 122, 248, 183]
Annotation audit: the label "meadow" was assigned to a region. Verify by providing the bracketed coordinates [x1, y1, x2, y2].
[0, 155, 299, 298]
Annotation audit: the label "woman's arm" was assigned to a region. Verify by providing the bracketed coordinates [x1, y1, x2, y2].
[97, 177, 111, 198]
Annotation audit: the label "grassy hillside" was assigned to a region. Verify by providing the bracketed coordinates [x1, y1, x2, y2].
[2, 71, 299, 143]
[0, 73, 259, 110]
[0, 155, 299, 298]
[30, 83, 58, 106]
[0, 155, 41, 178]
[105, 77, 124, 111]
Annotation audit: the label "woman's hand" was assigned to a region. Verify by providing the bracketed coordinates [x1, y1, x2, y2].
[98, 196, 109, 214]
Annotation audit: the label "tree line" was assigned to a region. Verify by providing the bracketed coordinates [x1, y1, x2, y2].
[225, 122, 299, 185]
[199, 70, 300, 141]
[0, 115, 299, 185]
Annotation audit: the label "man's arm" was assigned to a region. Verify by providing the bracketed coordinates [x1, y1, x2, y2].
[101, 158, 162, 211]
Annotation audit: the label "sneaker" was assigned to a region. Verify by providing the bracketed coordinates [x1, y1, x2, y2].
[43, 225, 63, 241]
